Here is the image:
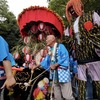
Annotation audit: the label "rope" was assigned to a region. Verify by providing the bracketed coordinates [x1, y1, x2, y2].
[26, 72, 43, 100]
[31, 67, 50, 83]
[15, 67, 50, 90]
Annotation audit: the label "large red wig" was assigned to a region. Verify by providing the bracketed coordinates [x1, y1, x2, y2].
[17, 6, 64, 38]
[66, 0, 83, 22]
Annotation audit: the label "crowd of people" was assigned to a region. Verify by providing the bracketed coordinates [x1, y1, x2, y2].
[0, 0, 100, 100]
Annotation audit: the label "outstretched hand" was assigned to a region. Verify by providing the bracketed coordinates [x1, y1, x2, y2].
[1, 76, 16, 90]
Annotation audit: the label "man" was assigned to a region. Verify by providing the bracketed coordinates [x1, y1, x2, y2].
[66, 0, 100, 99]
[33, 35, 74, 100]
[0, 36, 16, 91]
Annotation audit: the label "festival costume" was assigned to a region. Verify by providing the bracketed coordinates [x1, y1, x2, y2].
[0, 36, 16, 79]
[74, 11, 100, 100]
[0, 36, 10, 87]
[65, 6, 100, 99]
[14, 6, 67, 100]
[40, 43, 74, 100]
[0, 36, 16, 84]
[0, 36, 16, 100]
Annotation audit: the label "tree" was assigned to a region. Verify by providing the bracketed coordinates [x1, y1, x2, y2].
[48, 0, 100, 52]
[48, 0, 100, 27]
[48, 0, 69, 27]
[82, 0, 100, 15]
[0, 0, 20, 51]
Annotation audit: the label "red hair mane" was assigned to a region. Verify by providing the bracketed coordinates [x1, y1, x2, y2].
[66, 0, 83, 22]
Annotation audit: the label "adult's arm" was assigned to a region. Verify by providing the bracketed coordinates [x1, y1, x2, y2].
[50, 44, 69, 70]
[0, 36, 16, 89]
[57, 44, 69, 68]
[1, 60, 16, 89]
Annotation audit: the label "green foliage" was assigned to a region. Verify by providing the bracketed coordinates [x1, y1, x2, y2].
[0, 0, 99, 54]
[0, 0, 20, 52]
[48, 0, 69, 27]
[83, 0, 100, 15]
[48, 0, 100, 50]
[48, 0, 100, 27]
[0, 0, 8, 13]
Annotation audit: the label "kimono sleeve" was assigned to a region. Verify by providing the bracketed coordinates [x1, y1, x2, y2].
[40, 54, 50, 71]
[6, 53, 16, 66]
[0, 36, 9, 61]
[57, 44, 69, 68]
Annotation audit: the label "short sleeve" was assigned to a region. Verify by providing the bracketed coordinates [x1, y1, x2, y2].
[0, 36, 9, 61]
[93, 12, 100, 26]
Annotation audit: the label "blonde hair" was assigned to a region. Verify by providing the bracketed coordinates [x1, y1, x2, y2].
[66, 0, 83, 22]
